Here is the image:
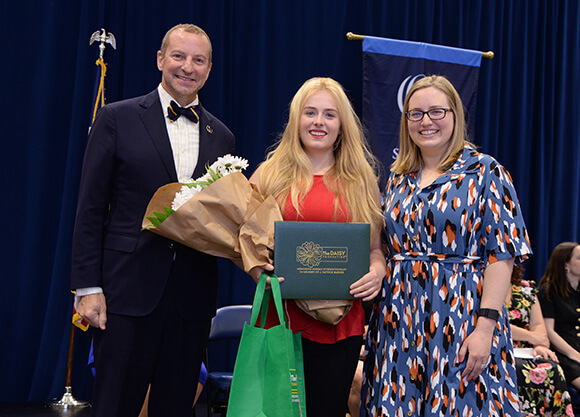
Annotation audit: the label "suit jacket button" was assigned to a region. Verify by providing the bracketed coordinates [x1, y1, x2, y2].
[168, 243, 174, 250]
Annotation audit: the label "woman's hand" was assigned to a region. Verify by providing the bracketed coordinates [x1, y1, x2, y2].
[459, 258, 513, 381]
[351, 236, 386, 302]
[248, 263, 283, 288]
[533, 345, 559, 362]
[458, 318, 495, 381]
[350, 264, 382, 301]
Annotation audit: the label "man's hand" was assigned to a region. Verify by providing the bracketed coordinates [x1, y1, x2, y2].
[77, 293, 107, 330]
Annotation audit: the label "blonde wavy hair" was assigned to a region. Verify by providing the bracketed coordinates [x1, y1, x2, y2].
[257, 77, 383, 241]
[392, 75, 475, 174]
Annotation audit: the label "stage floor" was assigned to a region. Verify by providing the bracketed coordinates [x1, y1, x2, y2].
[0, 402, 91, 417]
[0, 402, 210, 417]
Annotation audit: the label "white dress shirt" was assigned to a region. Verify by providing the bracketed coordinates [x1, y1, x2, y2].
[157, 84, 200, 182]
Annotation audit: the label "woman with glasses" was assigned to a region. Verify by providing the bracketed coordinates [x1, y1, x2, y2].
[361, 75, 532, 416]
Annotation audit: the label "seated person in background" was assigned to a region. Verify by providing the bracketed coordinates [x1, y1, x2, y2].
[538, 242, 580, 390]
[506, 264, 573, 417]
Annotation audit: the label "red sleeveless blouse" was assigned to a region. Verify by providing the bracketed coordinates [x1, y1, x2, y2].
[265, 175, 365, 344]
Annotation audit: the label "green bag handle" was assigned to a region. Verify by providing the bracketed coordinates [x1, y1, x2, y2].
[250, 273, 286, 329]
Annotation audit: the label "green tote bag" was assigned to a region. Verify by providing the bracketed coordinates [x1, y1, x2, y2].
[226, 273, 307, 417]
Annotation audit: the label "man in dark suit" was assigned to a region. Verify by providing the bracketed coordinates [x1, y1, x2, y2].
[71, 24, 235, 417]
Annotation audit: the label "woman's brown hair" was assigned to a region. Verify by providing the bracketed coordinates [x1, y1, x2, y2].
[539, 242, 580, 300]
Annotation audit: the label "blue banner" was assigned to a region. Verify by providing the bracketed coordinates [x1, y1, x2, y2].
[362, 36, 482, 175]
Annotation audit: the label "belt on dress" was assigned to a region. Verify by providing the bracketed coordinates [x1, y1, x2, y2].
[390, 252, 481, 264]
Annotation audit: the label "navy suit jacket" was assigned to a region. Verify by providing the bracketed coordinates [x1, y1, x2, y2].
[71, 89, 235, 320]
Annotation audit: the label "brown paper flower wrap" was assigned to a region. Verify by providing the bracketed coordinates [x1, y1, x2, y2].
[294, 299, 353, 325]
[142, 172, 282, 273]
[142, 171, 353, 324]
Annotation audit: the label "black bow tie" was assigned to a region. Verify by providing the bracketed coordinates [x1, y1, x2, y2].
[167, 100, 199, 123]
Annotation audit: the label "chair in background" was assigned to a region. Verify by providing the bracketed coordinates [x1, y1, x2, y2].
[205, 305, 252, 417]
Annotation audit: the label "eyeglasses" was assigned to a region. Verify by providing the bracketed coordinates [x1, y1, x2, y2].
[405, 108, 452, 122]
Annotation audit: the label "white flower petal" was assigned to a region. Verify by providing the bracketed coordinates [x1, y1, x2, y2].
[170, 155, 248, 211]
[171, 184, 202, 210]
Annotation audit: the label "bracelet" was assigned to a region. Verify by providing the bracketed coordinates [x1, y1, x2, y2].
[478, 308, 500, 321]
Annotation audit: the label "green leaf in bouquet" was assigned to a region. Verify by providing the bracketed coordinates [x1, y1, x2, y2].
[205, 163, 223, 182]
[193, 180, 212, 188]
[145, 206, 174, 228]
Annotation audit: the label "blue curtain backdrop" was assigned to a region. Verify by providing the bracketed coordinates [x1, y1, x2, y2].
[0, 0, 578, 402]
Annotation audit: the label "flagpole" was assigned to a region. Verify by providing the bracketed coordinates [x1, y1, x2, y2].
[50, 323, 89, 408]
[346, 32, 494, 59]
[89, 29, 117, 123]
[52, 28, 116, 410]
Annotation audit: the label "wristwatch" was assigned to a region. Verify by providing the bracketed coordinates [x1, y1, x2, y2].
[478, 308, 500, 321]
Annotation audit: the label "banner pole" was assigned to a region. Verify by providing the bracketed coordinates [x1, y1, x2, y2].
[346, 32, 495, 59]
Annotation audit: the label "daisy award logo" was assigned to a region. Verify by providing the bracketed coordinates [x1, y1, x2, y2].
[296, 241, 348, 269]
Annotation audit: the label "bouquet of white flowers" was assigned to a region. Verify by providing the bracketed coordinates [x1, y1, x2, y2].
[142, 155, 282, 272]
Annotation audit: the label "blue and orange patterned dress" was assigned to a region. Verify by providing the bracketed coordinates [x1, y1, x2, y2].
[361, 145, 532, 416]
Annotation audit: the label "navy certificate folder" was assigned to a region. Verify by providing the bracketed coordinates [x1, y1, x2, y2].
[274, 221, 370, 299]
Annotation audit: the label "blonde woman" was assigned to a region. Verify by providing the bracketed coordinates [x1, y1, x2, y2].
[249, 77, 386, 416]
